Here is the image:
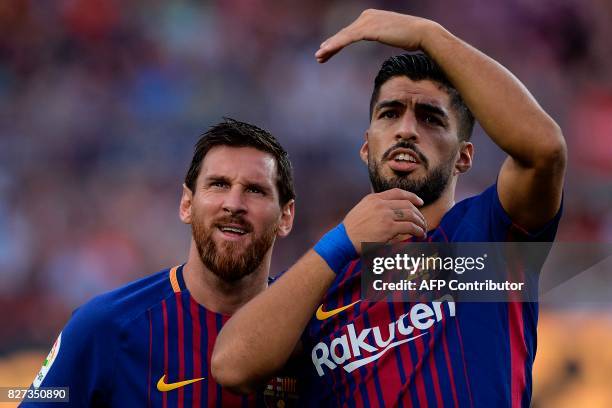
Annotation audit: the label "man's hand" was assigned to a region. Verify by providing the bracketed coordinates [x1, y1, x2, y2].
[315, 9, 437, 63]
[344, 188, 427, 252]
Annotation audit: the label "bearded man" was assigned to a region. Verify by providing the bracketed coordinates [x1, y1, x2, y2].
[213, 9, 566, 407]
[23, 118, 297, 407]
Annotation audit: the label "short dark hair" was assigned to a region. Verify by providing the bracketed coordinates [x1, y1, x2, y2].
[370, 53, 475, 141]
[185, 118, 295, 206]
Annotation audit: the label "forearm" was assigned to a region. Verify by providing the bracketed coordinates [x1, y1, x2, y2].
[212, 189, 427, 393]
[422, 23, 565, 167]
[211, 250, 336, 393]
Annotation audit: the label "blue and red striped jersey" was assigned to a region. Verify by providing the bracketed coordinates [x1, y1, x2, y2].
[300, 184, 562, 407]
[23, 265, 298, 407]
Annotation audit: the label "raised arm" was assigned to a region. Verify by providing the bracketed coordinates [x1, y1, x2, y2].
[211, 189, 426, 393]
[316, 9, 566, 230]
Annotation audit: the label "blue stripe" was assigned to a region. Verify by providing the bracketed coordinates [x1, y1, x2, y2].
[182, 294, 193, 403]
[201, 306, 209, 406]
[176, 264, 187, 291]
[165, 297, 178, 407]
[363, 313, 385, 407]
[215, 313, 223, 408]
[420, 332, 438, 407]
[388, 303, 408, 405]
[432, 322, 453, 407]
[450, 306, 478, 407]
[149, 307, 162, 407]
[342, 265, 357, 408]
[403, 302, 421, 408]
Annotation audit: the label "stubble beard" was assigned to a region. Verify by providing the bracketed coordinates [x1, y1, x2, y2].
[368, 141, 456, 206]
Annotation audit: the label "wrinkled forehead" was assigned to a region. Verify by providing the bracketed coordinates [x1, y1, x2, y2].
[376, 76, 452, 110]
[199, 145, 278, 186]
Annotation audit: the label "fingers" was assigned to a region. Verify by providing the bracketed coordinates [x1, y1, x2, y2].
[389, 207, 427, 232]
[390, 220, 427, 240]
[377, 188, 424, 207]
[315, 17, 363, 63]
[315, 34, 353, 63]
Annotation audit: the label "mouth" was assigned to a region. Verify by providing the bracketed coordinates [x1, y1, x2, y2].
[386, 149, 421, 173]
[216, 223, 251, 241]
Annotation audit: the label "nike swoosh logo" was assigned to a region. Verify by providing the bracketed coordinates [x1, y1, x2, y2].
[316, 300, 360, 320]
[157, 374, 205, 392]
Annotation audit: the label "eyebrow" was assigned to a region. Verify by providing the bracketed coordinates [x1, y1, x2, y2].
[415, 102, 449, 120]
[375, 99, 449, 118]
[203, 175, 230, 184]
[374, 99, 406, 113]
[203, 175, 272, 194]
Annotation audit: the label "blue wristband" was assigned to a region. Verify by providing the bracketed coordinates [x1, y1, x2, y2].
[313, 223, 358, 274]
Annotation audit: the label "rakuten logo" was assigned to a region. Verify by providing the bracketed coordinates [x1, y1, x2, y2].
[311, 298, 455, 376]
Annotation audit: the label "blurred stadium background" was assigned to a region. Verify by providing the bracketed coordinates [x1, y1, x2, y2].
[0, 0, 611, 406]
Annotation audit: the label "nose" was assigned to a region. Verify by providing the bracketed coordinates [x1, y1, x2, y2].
[395, 111, 419, 142]
[222, 186, 247, 216]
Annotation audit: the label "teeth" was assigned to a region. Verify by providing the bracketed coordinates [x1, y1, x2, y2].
[394, 153, 417, 163]
[220, 227, 246, 235]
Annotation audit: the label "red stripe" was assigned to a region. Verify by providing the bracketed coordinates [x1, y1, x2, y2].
[190, 298, 201, 407]
[440, 315, 459, 407]
[379, 304, 404, 407]
[364, 355, 379, 408]
[162, 300, 168, 408]
[453, 316, 474, 407]
[393, 303, 414, 405]
[507, 228, 527, 407]
[413, 334, 429, 408]
[335, 332, 351, 407]
[336, 260, 361, 406]
[205, 310, 216, 406]
[438, 226, 450, 242]
[332, 260, 359, 333]
[427, 325, 444, 407]
[428, 227, 446, 405]
[147, 309, 153, 408]
[397, 302, 420, 406]
[176, 294, 185, 408]
[509, 302, 526, 408]
[346, 326, 366, 407]
[360, 305, 383, 407]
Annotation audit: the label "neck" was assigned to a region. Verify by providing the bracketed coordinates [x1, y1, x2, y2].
[421, 178, 457, 232]
[182, 241, 271, 315]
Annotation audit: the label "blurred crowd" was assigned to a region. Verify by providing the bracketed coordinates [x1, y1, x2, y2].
[0, 0, 611, 363]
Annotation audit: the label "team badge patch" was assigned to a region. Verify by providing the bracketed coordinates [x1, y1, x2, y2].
[33, 332, 62, 388]
[264, 376, 299, 408]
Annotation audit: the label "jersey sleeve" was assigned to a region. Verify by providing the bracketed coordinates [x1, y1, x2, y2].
[20, 296, 118, 407]
[480, 183, 563, 242]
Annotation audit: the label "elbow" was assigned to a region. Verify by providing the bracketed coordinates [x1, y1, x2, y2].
[535, 122, 567, 172]
[211, 347, 260, 395]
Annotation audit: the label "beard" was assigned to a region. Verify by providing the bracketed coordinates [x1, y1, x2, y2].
[368, 140, 455, 206]
[191, 214, 278, 283]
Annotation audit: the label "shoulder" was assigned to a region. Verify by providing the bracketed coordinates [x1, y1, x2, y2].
[437, 184, 512, 241]
[71, 267, 175, 332]
[450, 185, 501, 219]
[441, 184, 562, 241]
[28, 268, 177, 397]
